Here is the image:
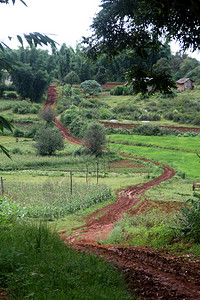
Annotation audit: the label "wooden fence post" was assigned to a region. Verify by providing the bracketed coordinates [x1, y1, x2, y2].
[97, 160, 99, 185]
[86, 164, 88, 184]
[70, 171, 73, 195]
[1, 177, 4, 195]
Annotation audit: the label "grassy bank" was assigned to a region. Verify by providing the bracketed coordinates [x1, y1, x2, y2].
[0, 222, 133, 300]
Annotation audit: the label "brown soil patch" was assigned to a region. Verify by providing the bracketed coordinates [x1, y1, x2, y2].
[101, 82, 124, 91]
[109, 159, 145, 169]
[45, 86, 200, 300]
[132, 200, 183, 215]
[0, 289, 7, 300]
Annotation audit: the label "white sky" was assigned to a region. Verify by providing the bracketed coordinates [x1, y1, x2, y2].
[0, 0, 102, 49]
[1, 0, 200, 61]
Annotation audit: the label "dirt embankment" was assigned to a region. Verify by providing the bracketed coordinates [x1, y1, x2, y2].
[45, 85, 200, 300]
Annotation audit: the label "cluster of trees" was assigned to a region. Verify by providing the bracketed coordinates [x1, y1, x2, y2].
[1, 45, 200, 104]
[83, 0, 200, 94]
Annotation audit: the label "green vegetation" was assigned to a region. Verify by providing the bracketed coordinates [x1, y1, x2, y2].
[110, 142, 200, 178]
[110, 134, 200, 153]
[0, 222, 132, 300]
[3, 182, 111, 219]
[34, 127, 65, 156]
[84, 122, 106, 156]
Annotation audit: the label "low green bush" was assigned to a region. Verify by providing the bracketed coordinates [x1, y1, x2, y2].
[176, 194, 200, 242]
[13, 101, 40, 114]
[3, 91, 18, 99]
[13, 128, 24, 137]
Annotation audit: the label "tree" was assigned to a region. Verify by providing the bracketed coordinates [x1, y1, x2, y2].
[174, 57, 199, 80]
[8, 47, 54, 102]
[83, 0, 200, 94]
[34, 127, 64, 156]
[0, 0, 56, 157]
[84, 122, 106, 156]
[80, 80, 102, 96]
[64, 71, 80, 87]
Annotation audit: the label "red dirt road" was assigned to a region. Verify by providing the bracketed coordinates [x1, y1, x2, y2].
[46, 86, 200, 300]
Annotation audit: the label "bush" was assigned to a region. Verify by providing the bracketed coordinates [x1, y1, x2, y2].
[80, 80, 102, 96]
[34, 127, 64, 155]
[3, 91, 18, 99]
[39, 106, 56, 126]
[177, 194, 200, 242]
[132, 125, 161, 136]
[13, 101, 40, 114]
[110, 85, 133, 95]
[69, 116, 88, 138]
[73, 146, 92, 156]
[60, 106, 79, 126]
[24, 126, 40, 138]
[110, 85, 124, 95]
[13, 128, 24, 137]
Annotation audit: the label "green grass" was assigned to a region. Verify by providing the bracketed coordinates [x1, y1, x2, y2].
[110, 143, 200, 178]
[110, 134, 200, 152]
[142, 177, 194, 203]
[0, 222, 133, 300]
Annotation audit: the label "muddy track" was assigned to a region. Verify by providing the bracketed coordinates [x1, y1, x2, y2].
[46, 86, 200, 300]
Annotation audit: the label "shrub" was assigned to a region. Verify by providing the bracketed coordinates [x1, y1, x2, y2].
[69, 116, 88, 138]
[132, 125, 161, 136]
[39, 106, 56, 127]
[73, 146, 92, 156]
[60, 106, 79, 126]
[13, 128, 24, 137]
[80, 80, 102, 96]
[11, 148, 23, 155]
[110, 85, 124, 95]
[24, 126, 40, 138]
[176, 194, 200, 242]
[3, 91, 18, 99]
[34, 127, 64, 156]
[13, 101, 40, 114]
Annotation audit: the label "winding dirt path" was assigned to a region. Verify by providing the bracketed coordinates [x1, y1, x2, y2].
[46, 85, 200, 300]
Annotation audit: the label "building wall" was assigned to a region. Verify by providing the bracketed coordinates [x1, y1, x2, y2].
[177, 80, 194, 92]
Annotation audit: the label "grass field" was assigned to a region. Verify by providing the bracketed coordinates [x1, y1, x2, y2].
[109, 140, 200, 178]
[109, 134, 200, 152]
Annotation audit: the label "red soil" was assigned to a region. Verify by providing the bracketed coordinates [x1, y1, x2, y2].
[46, 85, 200, 300]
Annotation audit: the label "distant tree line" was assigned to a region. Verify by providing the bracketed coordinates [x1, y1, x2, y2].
[0, 43, 200, 102]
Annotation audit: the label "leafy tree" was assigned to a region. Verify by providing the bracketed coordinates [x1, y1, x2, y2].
[64, 71, 80, 86]
[84, 122, 106, 156]
[80, 80, 102, 96]
[174, 57, 199, 80]
[8, 47, 54, 102]
[0, 0, 56, 157]
[34, 127, 64, 156]
[83, 0, 200, 94]
[95, 66, 108, 84]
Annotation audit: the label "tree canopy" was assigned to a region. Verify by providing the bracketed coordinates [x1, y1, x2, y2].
[83, 0, 200, 94]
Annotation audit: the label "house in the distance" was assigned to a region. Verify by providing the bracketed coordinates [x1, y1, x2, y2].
[176, 78, 194, 92]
